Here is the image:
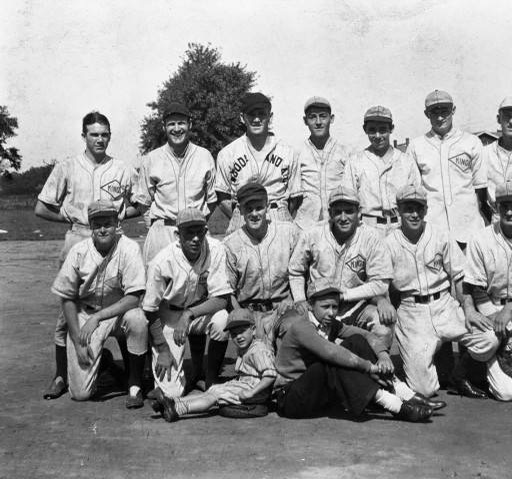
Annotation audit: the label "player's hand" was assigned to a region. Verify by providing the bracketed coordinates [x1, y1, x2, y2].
[376, 352, 394, 376]
[367, 363, 390, 388]
[294, 300, 310, 316]
[494, 307, 512, 336]
[75, 343, 92, 368]
[276, 298, 295, 317]
[155, 349, 177, 382]
[376, 297, 397, 326]
[79, 315, 100, 347]
[465, 310, 494, 333]
[237, 390, 254, 402]
[173, 310, 193, 346]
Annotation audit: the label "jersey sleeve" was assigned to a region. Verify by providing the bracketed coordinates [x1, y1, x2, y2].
[287, 149, 302, 198]
[442, 236, 466, 281]
[37, 160, 68, 208]
[471, 137, 487, 189]
[249, 344, 277, 378]
[406, 153, 422, 187]
[143, 255, 170, 312]
[132, 155, 154, 207]
[339, 156, 359, 191]
[119, 239, 146, 295]
[214, 148, 232, 196]
[223, 240, 240, 292]
[207, 242, 235, 298]
[203, 152, 217, 204]
[51, 245, 81, 300]
[464, 235, 488, 288]
[288, 232, 311, 302]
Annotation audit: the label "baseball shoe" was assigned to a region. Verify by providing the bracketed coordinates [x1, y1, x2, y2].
[449, 379, 488, 399]
[43, 377, 67, 400]
[125, 390, 144, 409]
[408, 393, 447, 411]
[152, 387, 179, 422]
[146, 388, 158, 400]
[393, 401, 433, 422]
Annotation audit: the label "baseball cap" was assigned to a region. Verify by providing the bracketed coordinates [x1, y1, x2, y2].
[425, 90, 453, 110]
[396, 184, 428, 206]
[162, 102, 191, 120]
[307, 277, 340, 301]
[223, 309, 255, 332]
[328, 186, 360, 206]
[304, 96, 331, 113]
[498, 96, 512, 111]
[176, 207, 207, 228]
[241, 93, 271, 114]
[495, 181, 512, 203]
[88, 199, 118, 221]
[237, 182, 268, 206]
[364, 105, 393, 123]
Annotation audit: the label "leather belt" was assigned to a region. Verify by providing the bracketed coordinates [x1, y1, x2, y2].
[151, 218, 177, 226]
[362, 214, 398, 225]
[239, 299, 275, 312]
[500, 298, 512, 305]
[414, 291, 441, 304]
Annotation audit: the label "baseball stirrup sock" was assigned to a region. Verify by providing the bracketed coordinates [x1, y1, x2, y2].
[128, 352, 146, 388]
[55, 344, 67, 381]
[206, 339, 228, 388]
[374, 389, 402, 413]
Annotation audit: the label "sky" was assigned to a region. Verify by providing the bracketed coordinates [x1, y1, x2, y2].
[2, 0, 512, 170]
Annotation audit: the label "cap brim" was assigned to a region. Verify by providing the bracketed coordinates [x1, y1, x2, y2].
[397, 198, 427, 206]
[89, 211, 118, 220]
[305, 103, 331, 112]
[425, 101, 453, 110]
[223, 320, 254, 332]
[243, 102, 271, 114]
[177, 220, 207, 228]
[364, 115, 392, 123]
[239, 193, 267, 206]
[328, 198, 360, 206]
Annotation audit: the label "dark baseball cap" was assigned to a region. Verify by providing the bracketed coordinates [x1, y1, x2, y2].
[237, 183, 268, 206]
[241, 93, 271, 114]
[88, 199, 118, 221]
[307, 277, 341, 301]
[224, 309, 256, 332]
[162, 102, 191, 120]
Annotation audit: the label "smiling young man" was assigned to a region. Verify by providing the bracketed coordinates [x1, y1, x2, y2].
[51, 199, 147, 408]
[288, 186, 395, 350]
[133, 103, 217, 264]
[215, 92, 302, 234]
[223, 183, 301, 346]
[294, 96, 350, 230]
[36, 111, 139, 400]
[341, 106, 421, 237]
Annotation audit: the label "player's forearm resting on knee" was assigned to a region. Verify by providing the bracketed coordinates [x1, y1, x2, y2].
[339, 324, 388, 359]
[342, 279, 389, 302]
[187, 295, 229, 319]
[89, 292, 142, 323]
[461, 283, 494, 332]
[289, 276, 308, 302]
[217, 193, 233, 219]
[239, 376, 276, 402]
[62, 299, 81, 342]
[34, 200, 69, 223]
[146, 312, 169, 352]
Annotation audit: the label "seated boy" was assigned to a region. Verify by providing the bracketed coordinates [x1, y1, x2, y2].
[152, 309, 276, 422]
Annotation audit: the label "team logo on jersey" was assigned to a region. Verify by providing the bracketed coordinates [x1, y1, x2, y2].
[264, 153, 283, 168]
[101, 180, 126, 200]
[448, 153, 471, 173]
[345, 254, 366, 278]
[230, 155, 250, 182]
[426, 253, 444, 273]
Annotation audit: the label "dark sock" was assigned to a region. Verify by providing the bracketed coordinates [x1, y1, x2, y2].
[117, 337, 130, 372]
[434, 342, 454, 386]
[55, 344, 67, 382]
[188, 334, 207, 383]
[127, 352, 146, 389]
[206, 339, 228, 388]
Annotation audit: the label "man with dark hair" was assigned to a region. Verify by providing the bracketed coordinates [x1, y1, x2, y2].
[36, 111, 138, 400]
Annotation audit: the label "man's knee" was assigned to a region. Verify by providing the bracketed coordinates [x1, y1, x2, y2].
[123, 308, 148, 336]
[208, 310, 229, 341]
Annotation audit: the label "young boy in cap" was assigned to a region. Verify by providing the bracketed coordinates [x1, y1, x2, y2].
[272, 278, 442, 421]
[341, 106, 421, 237]
[133, 102, 217, 264]
[215, 92, 302, 234]
[51, 199, 148, 408]
[152, 309, 276, 422]
[294, 96, 350, 230]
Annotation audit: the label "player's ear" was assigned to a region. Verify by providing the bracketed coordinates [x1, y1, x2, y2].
[330, 114, 335, 124]
[362, 123, 368, 133]
[303, 115, 308, 126]
[240, 113, 246, 126]
[389, 124, 395, 133]
[451, 105, 456, 115]
[423, 109, 430, 119]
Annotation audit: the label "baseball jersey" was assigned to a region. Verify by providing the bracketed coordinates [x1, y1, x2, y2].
[52, 235, 146, 310]
[215, 134, 301, 207]
[385, 223, 466, 295]
[133, 142, 216, 221]
[407, 128, 486, 243]
[341, 146, 421, 218]
[464, 222, 512, 301]
[223, 221, 301, 304]
[143, 236, 233, 312]
[289, 222, 392, 302]
[482, 141, 512, 214]
[294, 137, 349, 228]
[234, 339, 277, 385]
[38, 153, 137, 227]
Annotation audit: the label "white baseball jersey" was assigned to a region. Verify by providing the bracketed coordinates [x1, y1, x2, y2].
[407, 128, 486, 243]
[342, 146, 421, 218]
[215, 134, 301, 207]
[482, 141, 512, 214]
[294, 137, 349, 229]
[385, 223, 466, 295]
[223, 221, 301, 304]
[464, 222, 512, 302]
[143, 236, 233, 312]
[52, 235, 146, 309]
[133, 142, 216, 221]
[38, 153, 137, 227]
[289, 222, 392, 302]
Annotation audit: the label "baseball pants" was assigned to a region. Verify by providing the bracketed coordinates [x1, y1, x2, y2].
[360, 216, 400, 238]
[142, 220, 178, 266]
[226, 205, 292, 235]
[151, 307, 229, 398]
[66, 307, 148, 400]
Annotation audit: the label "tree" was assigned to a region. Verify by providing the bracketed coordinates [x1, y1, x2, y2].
[140, 43, 256, 157]
[0, 106, 22, 175]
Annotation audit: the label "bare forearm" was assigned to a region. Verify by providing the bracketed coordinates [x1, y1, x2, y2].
[34, 201, 68, 223]
[146, 311, 170, 351]
[343, 280, 389, 302]
[246, 376, 275, 399]
[94, 293, 141, 321]
[62, 299, 80, 340]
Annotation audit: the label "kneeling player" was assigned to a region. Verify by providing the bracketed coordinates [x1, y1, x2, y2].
[51, 200, 147, 408]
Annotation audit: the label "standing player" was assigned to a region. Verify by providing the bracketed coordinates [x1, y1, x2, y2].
[463, 181, 512, 401]
[143, 208, 232, 399]
[133, 102, 217, 264]
[215, 92, 302, 234]
[386, 185, 488, 398]
[341, 106, 421, 236]
[51, 200, 147, 408]
[483, 97, 512, 219]
[294, 96, 349, 230]
[288, 186, 395, 349]
[35, 111, 138, 400]
[223, 183, 301, 345]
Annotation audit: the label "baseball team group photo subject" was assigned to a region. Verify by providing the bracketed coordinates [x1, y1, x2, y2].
[4, 3, 512, 477]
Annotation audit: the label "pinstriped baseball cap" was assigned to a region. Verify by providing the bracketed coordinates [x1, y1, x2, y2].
[87, 199, 118, 221]
[364, 105, 393, 123]
[304, 96, 331, 113]
[328, 186, 360, 206]
[396, 184, 427, 206]
[224, 309, 255, 331]
[307, 277, 340, 300]
[495, 181, 512, 202]
[176, 207, 206, 228]
[425, 90, 453, 109]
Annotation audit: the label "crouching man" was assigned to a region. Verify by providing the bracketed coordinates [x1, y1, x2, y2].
[51, 199, 148, 408]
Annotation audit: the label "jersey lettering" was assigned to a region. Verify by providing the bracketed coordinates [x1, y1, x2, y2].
[448, 153, 471, 173]
[426, 253, 444, 273]
[346, 254, 366, 279]
[101, 179, 126, 200]
[230, 156, 249, 182]
[265, 153, 283, 167]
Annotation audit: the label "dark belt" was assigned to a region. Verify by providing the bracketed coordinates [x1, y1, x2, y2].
[239, 299, 275, 312]
[168, 299, 203, 311]
[414, 291, 441, 304]
[500, 298, 512, 305]
[151, 218, 177, 226]
[363, 214, 398, 225]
